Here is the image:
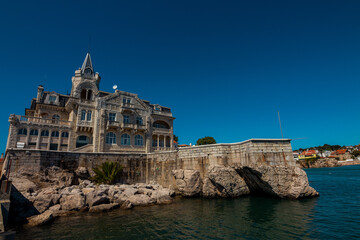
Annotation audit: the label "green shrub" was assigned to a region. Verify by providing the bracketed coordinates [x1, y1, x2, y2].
[91, 162, 123, 185]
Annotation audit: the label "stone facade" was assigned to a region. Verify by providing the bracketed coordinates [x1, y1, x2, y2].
[6, 53, 174, 153]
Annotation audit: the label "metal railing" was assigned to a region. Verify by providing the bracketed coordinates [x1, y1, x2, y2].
[17, 115, 71, 126]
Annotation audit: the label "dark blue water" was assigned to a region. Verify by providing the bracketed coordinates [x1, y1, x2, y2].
[16, 165, 360, 239]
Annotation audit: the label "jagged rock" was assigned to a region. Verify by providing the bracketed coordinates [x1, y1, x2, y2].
[172, 170, 202, 197]
[61, 186, 74, 195]
[151, 188, 173, 204]
[236, 166, 319, 199]
[208, 166, 250, 197]
[86, 190, 110, 207]
[11, 177, 37, 193]
[60, 193, 86, 211]
[202, 178, 217, 198]
[42, 166, 75, 187]
[108, 186, 122, 197]
[75, 167, 90, 179]
[128, 194, 155, 206]
[33, 188, 60, 213]
[49, 204, 61, 213]
[26, 210, 54, 227]
[89, 203, 120, 213]
[82, 187, 95, 195]
[121, 200, 133, 209]
[122, 187, 138, 197]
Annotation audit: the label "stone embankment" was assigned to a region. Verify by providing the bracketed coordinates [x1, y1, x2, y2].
[10, 167, 174, 227]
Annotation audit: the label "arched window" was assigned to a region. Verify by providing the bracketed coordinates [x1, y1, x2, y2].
[106, 132, 116, 144]
[121, 134, 130, 145]
[87, 90, 92, 100]
[87, 110, 92, 121]
[81, 109, 86, 120]
[81, 89, 87, 99]
[76, 135, 89, 148]
[135, 135, 143, 146]
[41, 130, 49, 136]
[61, 132, 69, 138]
[51, 131, 59, 137]
[18, 128, 27, 135]
[29, 129, 38, 136]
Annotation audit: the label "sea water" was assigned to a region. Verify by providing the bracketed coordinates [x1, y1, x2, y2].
[15, 165, 360, 239]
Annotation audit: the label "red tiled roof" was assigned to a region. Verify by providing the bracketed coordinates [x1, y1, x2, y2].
[336, 149, 347, 154]
[300, 150, 316, 156]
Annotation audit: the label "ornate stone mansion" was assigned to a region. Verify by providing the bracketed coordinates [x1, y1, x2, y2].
[6, 53, 174, 153]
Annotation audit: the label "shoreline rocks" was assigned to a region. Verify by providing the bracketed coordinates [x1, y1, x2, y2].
[10, 176, 175, 227]
[9, 164, 319, 228]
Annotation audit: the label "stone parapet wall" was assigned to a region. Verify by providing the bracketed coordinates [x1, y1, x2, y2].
[3, 139, 293, 188]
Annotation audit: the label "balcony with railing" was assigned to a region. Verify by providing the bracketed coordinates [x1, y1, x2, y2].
[121, 123, 134, 129]
[134, 124, 147, 131]
[77, 120, 93, 127]
[107, 120, 120, 129]
[152, 127, 172, 134]
[16, 115, 71, 127]
[152, 109, 173, 117]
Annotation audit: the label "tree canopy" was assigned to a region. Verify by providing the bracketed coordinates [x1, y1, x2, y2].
[196, 136, 216, 145]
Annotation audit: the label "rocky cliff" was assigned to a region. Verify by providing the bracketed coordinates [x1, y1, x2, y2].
[172, 165, 318, 199]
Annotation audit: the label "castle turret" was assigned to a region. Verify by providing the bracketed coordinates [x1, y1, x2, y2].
[37, 85, 44, 102]
[71, 53, 101, 98]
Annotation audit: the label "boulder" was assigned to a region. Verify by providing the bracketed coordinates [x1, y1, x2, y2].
[89, 203, 120, 213]
[151, 188, 173, 204]
[121, 200, 133, 209]
[172, 170, 202, 197]
[60, 193, 86, 211]
[11, 177, 37, 193]
[236, 165, 319, 199]
[75, 167, 90, 179]
[128, 194, 155, 206]
[202, 178, 217, 198]
[208, 166, 250, 197]
[82, 187, 95, 195]
[26, 210, 54, 227]
[33, 188, 61, 213]
[122, 187, 138, 197]
[48, 204, 61, 213]
[86, 190, 110, 207]
[108, 186, 123, 199]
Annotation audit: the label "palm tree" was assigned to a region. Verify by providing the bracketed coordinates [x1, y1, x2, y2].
[91, 162, 123, 184]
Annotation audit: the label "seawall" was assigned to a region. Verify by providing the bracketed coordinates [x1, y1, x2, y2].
[3, 138, 294, 188]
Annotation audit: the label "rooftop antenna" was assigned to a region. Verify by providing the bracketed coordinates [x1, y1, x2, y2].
[88, 35, 92, 53]
[113, 85, 118, 92]
[277, 110, 284, 139]
[278, 110, 287, 166]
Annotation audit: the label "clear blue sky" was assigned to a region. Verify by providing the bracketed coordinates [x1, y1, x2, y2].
[1, 0, 360, 152]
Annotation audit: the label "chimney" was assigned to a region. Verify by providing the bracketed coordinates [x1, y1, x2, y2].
[1, 153, 4, 159]
[37, 85, 44, 102]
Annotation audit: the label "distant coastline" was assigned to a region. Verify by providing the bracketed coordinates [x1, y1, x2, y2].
[297, 158, 360, 168]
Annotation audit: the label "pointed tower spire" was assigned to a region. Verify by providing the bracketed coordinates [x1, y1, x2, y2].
[81, 52, 94, 75]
